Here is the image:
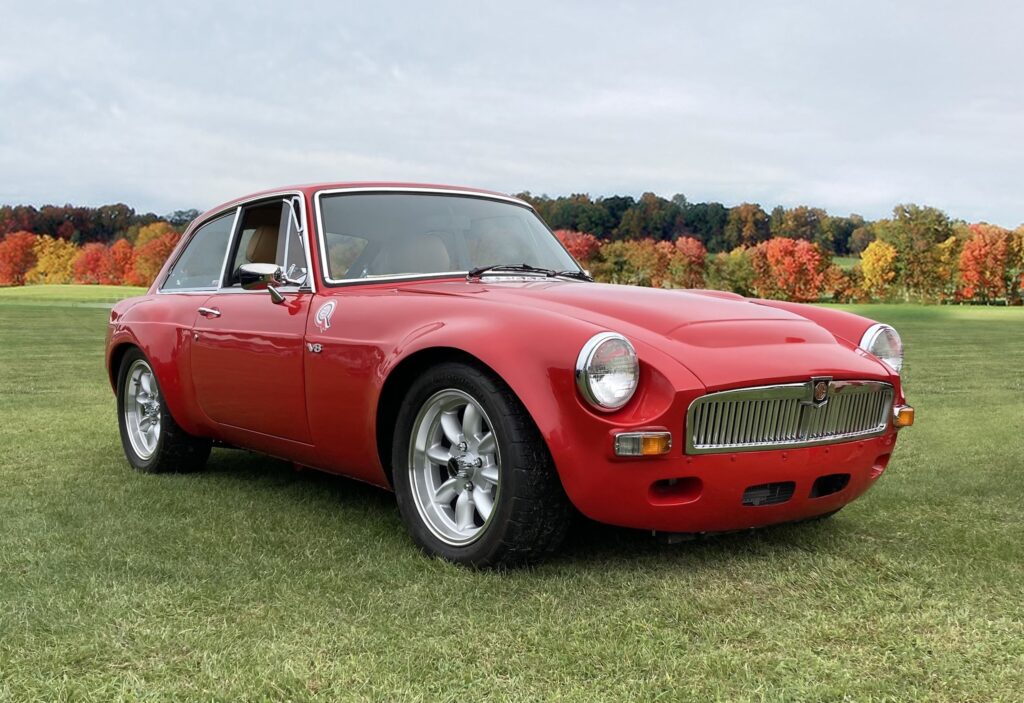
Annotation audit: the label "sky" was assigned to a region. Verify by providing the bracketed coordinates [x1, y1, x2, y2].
[1, 1, 1022, 226]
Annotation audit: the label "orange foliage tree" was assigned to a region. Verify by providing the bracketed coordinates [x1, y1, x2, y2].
[958, 224, 1022, 303]
[73, 243, 109, 284]
[127, 231, 180, 287]
[101, 239, 135, 285]
[554, 229, 601, 264]
[0, 232, 39, 286]
[749, 237, 828, 302]
[27, 235, 78, 284]
[668, 236, 707, 288]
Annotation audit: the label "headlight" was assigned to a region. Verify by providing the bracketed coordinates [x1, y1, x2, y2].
[575, 332, 639, 411]
[859, 323, 903, 374]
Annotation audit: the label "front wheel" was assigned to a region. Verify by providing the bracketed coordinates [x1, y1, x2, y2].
[392, 362, 571, 567]
[116, 348, 211, 473]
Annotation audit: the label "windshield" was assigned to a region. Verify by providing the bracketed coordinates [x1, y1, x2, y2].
[319, 192, 581, 281]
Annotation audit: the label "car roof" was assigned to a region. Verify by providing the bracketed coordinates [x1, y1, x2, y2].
[195, 182, 529, 225]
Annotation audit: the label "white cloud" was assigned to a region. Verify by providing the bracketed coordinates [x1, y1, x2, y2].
[1, 0, 1021, 226]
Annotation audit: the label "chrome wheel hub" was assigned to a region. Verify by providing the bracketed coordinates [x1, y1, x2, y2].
[124, 359, 161, 460]
[408, 389, 500, 546]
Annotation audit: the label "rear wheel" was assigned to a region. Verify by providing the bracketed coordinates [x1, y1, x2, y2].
[116, 348, 210, 473]
[392, 362, 571, 567]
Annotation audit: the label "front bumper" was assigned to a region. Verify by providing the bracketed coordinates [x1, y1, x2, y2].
[557, 430, 898, 533]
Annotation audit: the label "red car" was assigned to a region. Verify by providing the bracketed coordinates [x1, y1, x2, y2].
[106, 183, 914, 566]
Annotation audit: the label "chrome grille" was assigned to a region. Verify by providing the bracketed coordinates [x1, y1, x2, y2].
[686, 379, 894, 454]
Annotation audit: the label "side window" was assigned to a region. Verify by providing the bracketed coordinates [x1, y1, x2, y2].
[227, 198, 309, 287]
[160, 212, 235, 291]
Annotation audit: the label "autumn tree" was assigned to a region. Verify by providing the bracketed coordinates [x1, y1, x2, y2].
[772, 206, 832, 252]
[860, 240, 898, 299]
[704, 247, 755, 297]
[723, 203, 770, 249]
[749, 237, 829, 302]
[958, 224, 1021, 303]
[0, 232, 39, 286]
[26, 235, 78, 284]
[668, 236, 707, 288]
[554, 230, 601, 264]
[127, 231, 180, 286]
[73, 243, 109, 284]
[102, 239, 135, 285]
[875, 204, 957, 301]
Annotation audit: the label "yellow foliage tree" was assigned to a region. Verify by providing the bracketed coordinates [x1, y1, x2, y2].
[134, 221, 178, 248]
[26, 235, 78, 284]
[860, 240, 898, 299]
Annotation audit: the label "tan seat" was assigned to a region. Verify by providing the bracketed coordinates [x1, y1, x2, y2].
[246, 225, 279, 264]
[383, 233, 451, 274]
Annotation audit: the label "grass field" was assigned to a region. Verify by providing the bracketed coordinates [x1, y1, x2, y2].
[1, 286, 1022, 701]
[833, 255, 860, 271]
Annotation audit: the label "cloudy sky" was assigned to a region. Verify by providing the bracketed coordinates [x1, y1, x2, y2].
[1, 1, 1021, 225]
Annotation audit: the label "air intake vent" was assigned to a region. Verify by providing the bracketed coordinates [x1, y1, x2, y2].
[810, 473, 851, 498]
[742, 481, 795, 506]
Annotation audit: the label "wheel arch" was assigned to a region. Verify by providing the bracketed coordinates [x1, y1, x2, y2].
[375, 346, 550, 488]
[107, 340, 139, 391]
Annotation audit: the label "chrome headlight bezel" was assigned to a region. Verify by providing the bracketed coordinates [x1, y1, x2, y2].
[575, 332, 639, 412]
[859, 323, 904, 374]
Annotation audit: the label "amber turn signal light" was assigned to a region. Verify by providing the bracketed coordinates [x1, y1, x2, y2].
[614, 432, 673, 457]
[893, 405, 915, 428]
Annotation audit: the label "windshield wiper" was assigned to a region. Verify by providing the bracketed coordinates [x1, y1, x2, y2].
[467, 263, 592, 282]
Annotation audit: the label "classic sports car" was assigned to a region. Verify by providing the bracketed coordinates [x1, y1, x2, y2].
[106, 183, 914, 566]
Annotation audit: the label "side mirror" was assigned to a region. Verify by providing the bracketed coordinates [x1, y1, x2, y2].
[238, 263, 287, 304]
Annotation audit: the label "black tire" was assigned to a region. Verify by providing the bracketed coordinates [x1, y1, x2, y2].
[392, 362, 571, 567]
[116, 348, 211, 474]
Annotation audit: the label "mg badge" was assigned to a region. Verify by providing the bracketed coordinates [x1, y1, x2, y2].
[813, 381, 829, 403]
[314, 300, 336, 333]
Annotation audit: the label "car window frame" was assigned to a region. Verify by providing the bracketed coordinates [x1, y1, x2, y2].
[313, 187, 565, 288]
[157, 207, 241, 294]
[157, 190, 316, 296]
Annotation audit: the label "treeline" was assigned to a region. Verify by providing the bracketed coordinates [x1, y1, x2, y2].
[518, 192, 873, 255]
[0, 202, 197, 288]
[1, 196, 1022, 303]
[554, 204, 1024, 304]
[0, 203, 199, 244]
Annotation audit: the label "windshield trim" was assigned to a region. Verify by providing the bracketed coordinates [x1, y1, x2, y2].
[313, 187, 579, 287]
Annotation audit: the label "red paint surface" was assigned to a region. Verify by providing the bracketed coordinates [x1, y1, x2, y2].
[106, 183, 908, 533]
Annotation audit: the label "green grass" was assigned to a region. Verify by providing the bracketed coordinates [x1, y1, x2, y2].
[0, 284, 146, 306]
[1, 287, 1022, 701]
[833, 255, 860, 271]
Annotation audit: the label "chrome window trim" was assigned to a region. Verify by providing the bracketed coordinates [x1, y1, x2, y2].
[158, 190, 317, 297]
[313, 187, 538, 287]
[157, 207, 240, 294]
[685, 379, 895, 455]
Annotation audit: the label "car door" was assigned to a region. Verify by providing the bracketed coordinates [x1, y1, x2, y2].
[190, 195, 314, 444]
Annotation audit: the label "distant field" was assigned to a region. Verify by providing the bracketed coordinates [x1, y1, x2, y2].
[833, 255, 860, 270]
[0, 284, 146, 305]
[0, 288, 1022, 700]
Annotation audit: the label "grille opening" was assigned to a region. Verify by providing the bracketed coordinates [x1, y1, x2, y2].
[742, 481, 795, 507]
[649, 477, 702, 506]
[809, 473, 851, 498]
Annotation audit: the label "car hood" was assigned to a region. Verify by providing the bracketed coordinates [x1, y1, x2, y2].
[405, 279, 890, 389]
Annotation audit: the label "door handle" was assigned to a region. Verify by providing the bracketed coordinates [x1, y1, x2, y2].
[198, 307, 221, 318]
